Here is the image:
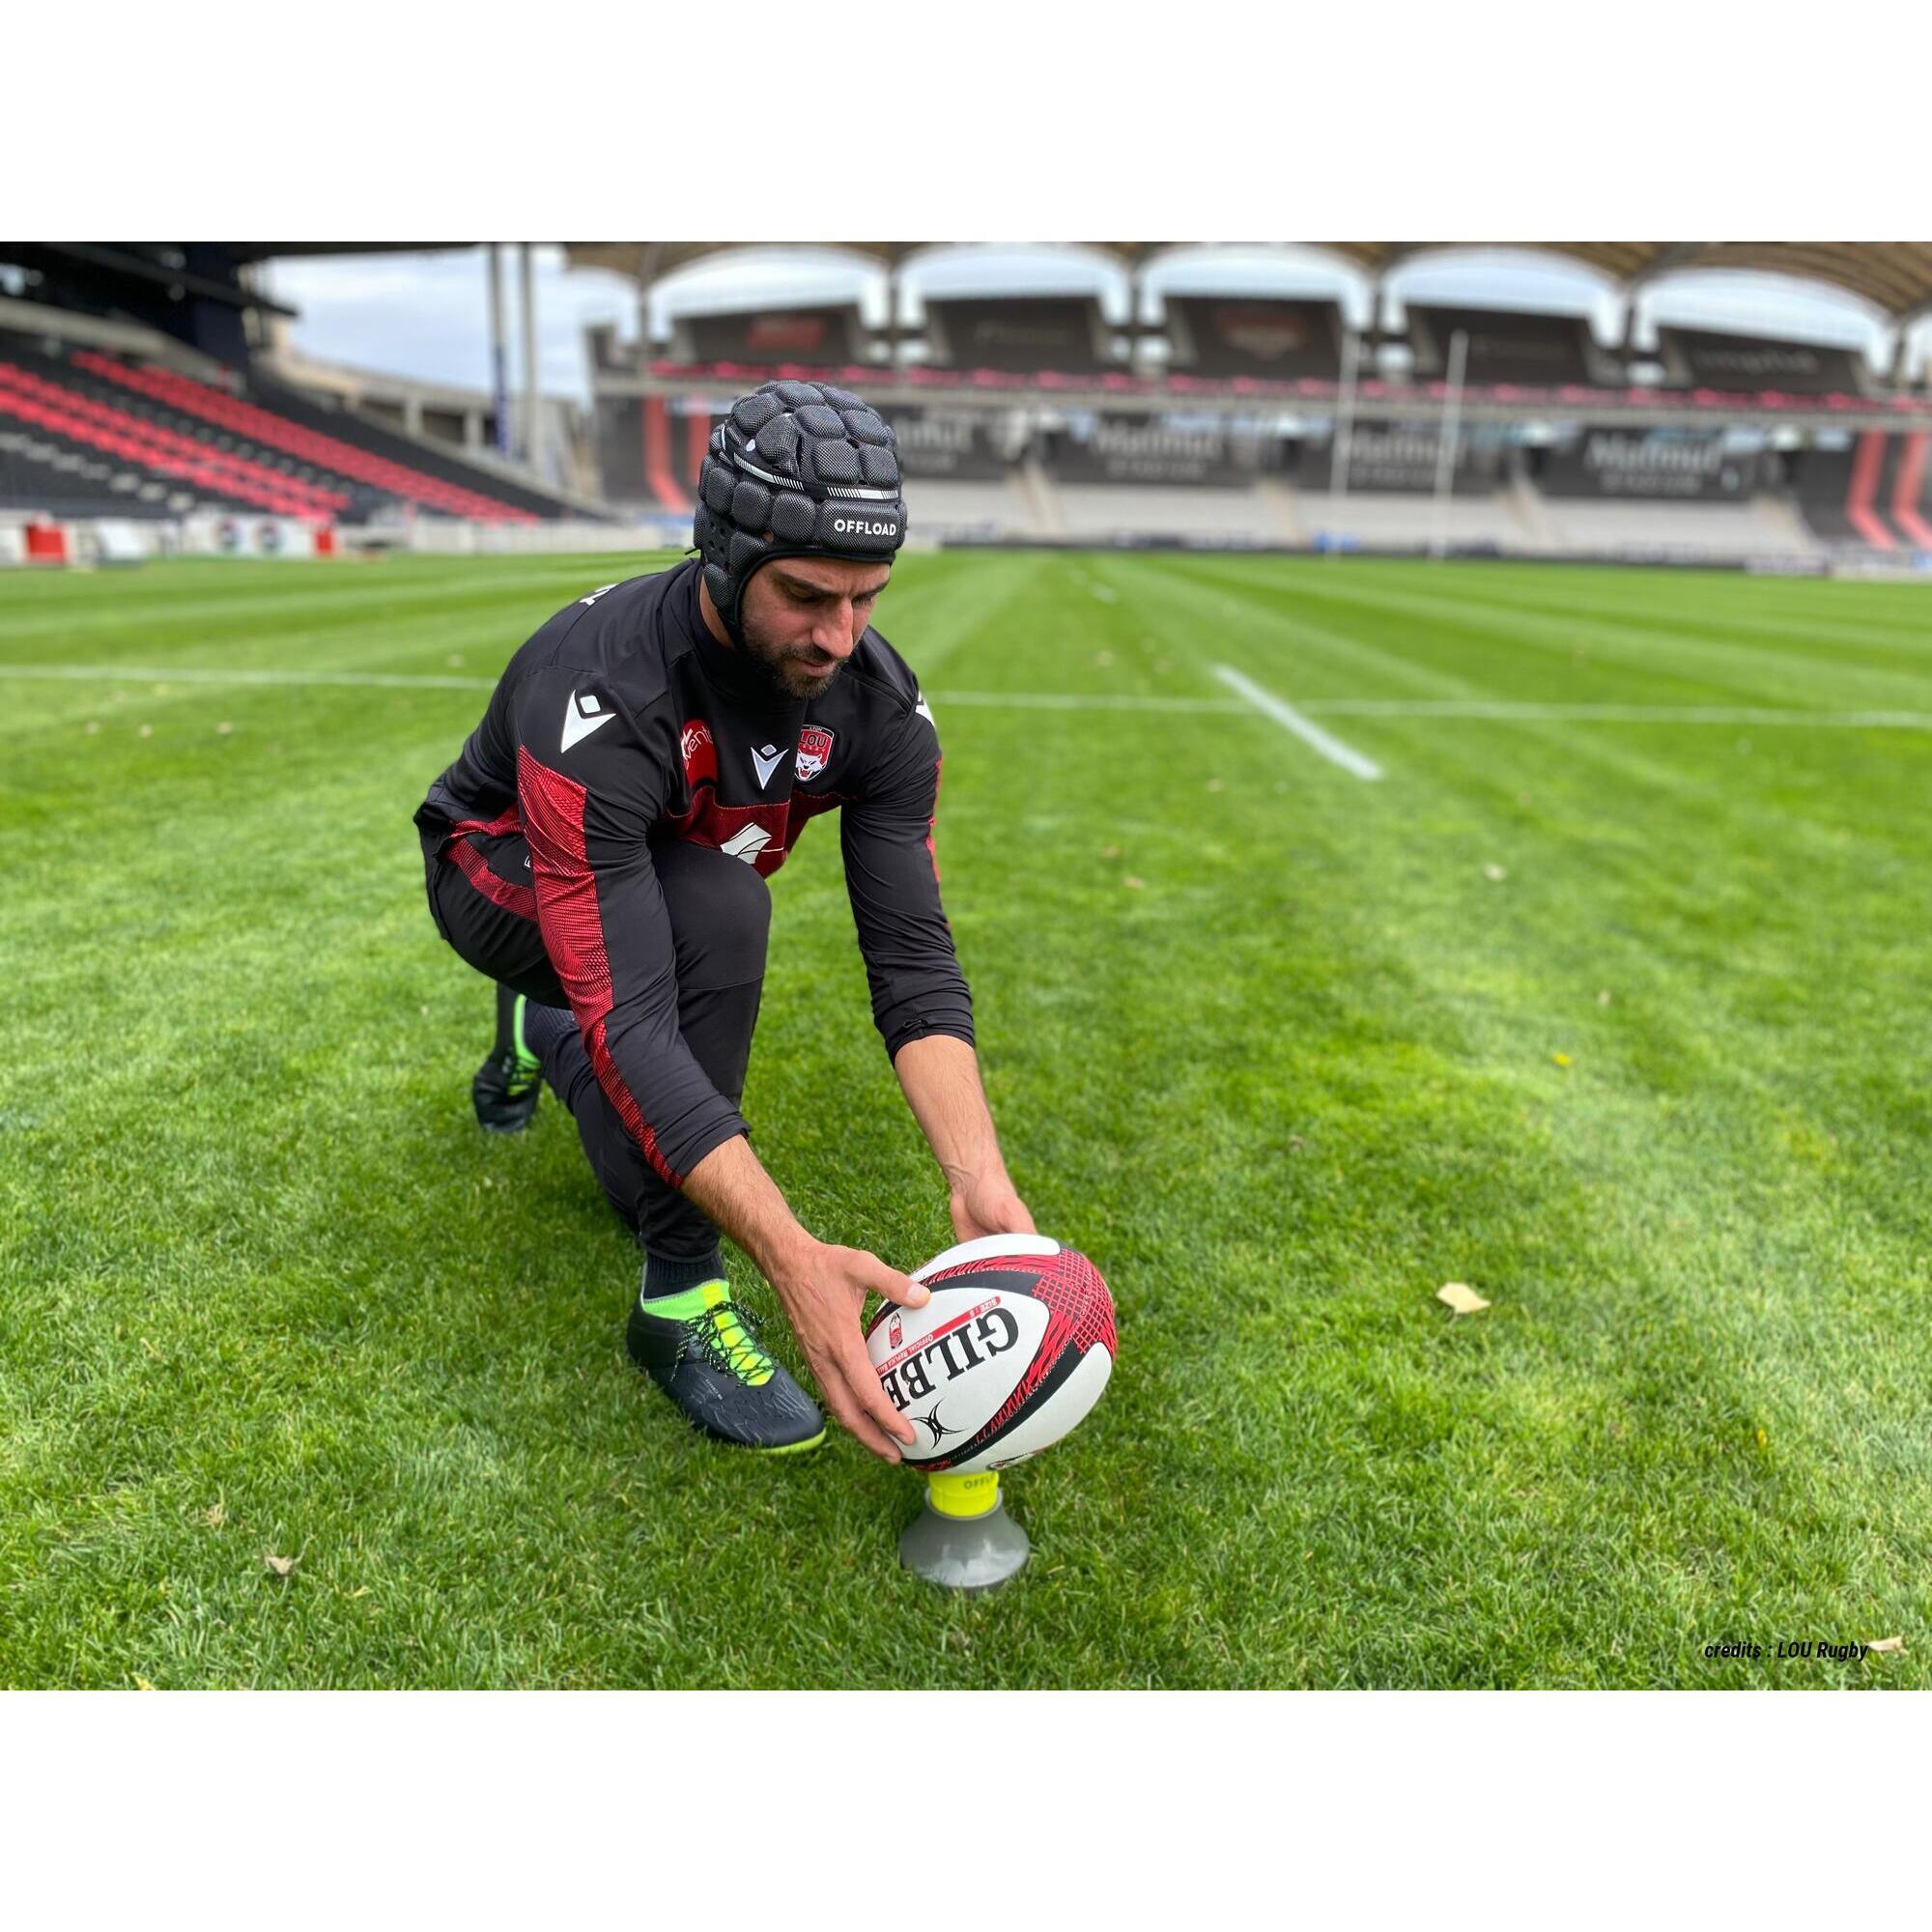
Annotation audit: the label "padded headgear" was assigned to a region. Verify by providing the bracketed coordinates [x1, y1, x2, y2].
[694, 379, 908, 642]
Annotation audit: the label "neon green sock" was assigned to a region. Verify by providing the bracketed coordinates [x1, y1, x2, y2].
[639, 1278, 732, 1321]
[510, 994, 540, 1071]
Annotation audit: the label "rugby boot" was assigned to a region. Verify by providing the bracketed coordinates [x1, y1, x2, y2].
[626, 1278, 827, 1454]
[471, 992, 543, 1133]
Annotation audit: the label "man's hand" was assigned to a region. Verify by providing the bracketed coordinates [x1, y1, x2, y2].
[950, 1173, 1037, 1244]
[768, 1239, 926, 1462]
[893, 1036, 1036, 1245]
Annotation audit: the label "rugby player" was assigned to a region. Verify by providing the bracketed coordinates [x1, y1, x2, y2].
[414, 381, 1034, 1460]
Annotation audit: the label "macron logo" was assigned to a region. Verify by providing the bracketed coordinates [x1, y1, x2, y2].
[751, 743, 787, 789]
[561, 690, 615, 753]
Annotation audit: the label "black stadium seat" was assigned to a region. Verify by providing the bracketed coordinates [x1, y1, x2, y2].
[0, 330, 596, 526]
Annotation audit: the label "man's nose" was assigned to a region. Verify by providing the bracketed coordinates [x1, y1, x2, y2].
[811, 604, 861, 657]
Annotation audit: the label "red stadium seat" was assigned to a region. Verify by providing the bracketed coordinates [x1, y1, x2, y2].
[71, 349, 541, 524]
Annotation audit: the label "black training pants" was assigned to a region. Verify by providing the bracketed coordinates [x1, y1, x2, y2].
[426, 832, 767, 1261]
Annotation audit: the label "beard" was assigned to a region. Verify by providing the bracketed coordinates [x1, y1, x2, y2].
[739, 624, 845, 700]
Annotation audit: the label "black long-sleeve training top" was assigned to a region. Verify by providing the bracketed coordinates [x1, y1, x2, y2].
[414, 559, 974, 1189]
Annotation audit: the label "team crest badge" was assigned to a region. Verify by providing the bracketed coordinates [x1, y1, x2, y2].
[888, 1314, 903, 1350]
[796, 724, 835, 783]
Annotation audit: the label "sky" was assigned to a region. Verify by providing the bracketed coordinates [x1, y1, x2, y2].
[258, 244, 1932, 402]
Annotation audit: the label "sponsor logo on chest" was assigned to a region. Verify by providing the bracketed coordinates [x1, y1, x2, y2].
[681, 719, 718, 787]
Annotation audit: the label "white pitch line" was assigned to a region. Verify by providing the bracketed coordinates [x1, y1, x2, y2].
[0, 662, 497, 691]
[1295, 699, 1932, 728]
[0, 665, 1250, 712]
[1211, 664, 1384, 781]
[8, 663, 1932, 734]
[929, 691, 1243, 713]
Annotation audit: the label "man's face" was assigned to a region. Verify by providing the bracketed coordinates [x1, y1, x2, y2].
[739, 555, 892, 699]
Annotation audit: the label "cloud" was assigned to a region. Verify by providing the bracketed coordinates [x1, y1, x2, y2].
[259, 245, 635, 403]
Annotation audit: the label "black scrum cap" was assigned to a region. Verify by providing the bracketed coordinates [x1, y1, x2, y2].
[694, 379, 907, 640]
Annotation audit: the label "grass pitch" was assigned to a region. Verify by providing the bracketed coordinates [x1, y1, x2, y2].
[3, 548, 1930, 1689]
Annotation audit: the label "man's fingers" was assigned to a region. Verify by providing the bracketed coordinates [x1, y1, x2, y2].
[821, 1356, 903, 1462]
[985, 1191, 1036, 1235]
[839, 1332, 917, 1447]
[866, 1255, 929, 1309]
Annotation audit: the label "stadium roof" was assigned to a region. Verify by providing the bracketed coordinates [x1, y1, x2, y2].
[564, 242, 1932, 321]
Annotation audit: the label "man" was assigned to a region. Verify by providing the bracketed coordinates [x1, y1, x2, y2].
[414, 379, 1034, 1460]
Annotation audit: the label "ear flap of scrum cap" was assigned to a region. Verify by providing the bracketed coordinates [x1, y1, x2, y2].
[693, 381, 908, 641]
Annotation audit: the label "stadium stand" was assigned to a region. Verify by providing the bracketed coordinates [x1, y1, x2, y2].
[1299, 424, 1506, 496]
[76, 355, 537, 523]
[1293, 489, 1533, 553]
[592, 394, 727, 512]
[908, 475, 1043, 541]
[0, 343, 344, 520]
[1537, 426, 1760, 503]
[1533, 497, 1819, 559]
[1048, 482, 1291, 545]
[1656, 327, 1870, 399]
[921, 297, 1124, 378]
[0, 327, 585, 526]
[14, 241, 1918, 566]
[671, 303, 873, 375]
[0, 414, 245, 523]
[1403, 302, 1613, 389]
[893, 407, 1022, 480]
[1040, 414, 1283, 489]
[1161, 297, 1344, 382]
[1790, 432, 1932, 550]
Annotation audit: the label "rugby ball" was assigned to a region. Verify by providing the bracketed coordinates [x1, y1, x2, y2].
[866, 1235, 1116, 1474]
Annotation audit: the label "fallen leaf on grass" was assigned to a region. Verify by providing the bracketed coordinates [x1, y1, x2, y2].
[1483, 863, 1507, 882]
[1597, 989, 1612, 1007]
[348, 1586, 370, 1600]
[1206, 777, 1224, 793]
[1122, 875, 1145, 890]
[202, 1503, 226, 1529]
[1551, 1051, 1573, 1067]
[1436, 1282, 1491, 1316]
[263, 1550, 300, 1578]
[1100, 845, 1122, 861]
[133, 1676, 156, 1691]
[215, 722, 233, 736]
[1867, 1635, 1906, 1655]
[137, 724, 154, 739]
